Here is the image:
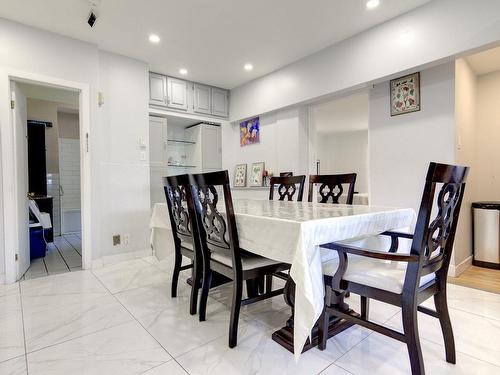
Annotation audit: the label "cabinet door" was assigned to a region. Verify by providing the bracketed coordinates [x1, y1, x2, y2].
[202, 125, 222, 170]
[149, 73, 167, 106]
[211, 88, 229, 117]
[167, 77, 188, 111]
[193, 83, 212, 114]
[149, 116, 167, 165]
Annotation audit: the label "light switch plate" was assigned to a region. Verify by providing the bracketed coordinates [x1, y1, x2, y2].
[140, 151, 147, 161]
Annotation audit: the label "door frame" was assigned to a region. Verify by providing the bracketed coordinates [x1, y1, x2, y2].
[1, 68, 92, 283]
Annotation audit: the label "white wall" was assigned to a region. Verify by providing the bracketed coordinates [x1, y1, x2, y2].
[0, 18, 150, 279]
[230, 0, 500, 121]
[453, 58, 477, 273]
[317, 130, 369, 193]
[475, 70, 500, 200]
[96, 51, 150, 260]
[369, 62, 456, 214]
[222, 107, 309, 200]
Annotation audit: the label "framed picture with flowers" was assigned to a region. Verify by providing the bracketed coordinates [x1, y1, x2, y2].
[390, 72, 420, 116]
[233, 164, 247, 187]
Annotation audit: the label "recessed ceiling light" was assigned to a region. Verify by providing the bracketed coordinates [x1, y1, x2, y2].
[148, 34, 160, 44]
[244, 63, 253, 71]
[179, 68, 188, 75]
[366, 0, 380, 9]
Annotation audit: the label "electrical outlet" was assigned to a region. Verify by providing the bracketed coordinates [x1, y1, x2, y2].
[112, 234, 121, 246]
[124, 234, 131, 246]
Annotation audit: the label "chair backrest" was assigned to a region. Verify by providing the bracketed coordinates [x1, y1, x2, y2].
[405, 162, 469, 290]
[163, 174, 195, 246]
[188, 170, 243, 272]
[269, 175, 306, 202]
[280, 172, 293, 177]
[308, 173, 357, 204]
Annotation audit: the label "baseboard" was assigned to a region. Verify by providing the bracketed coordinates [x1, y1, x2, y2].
[449, 255, 473, 277]
[91, 248, 153, 269]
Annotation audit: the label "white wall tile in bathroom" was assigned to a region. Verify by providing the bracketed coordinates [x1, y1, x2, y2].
[58, 138, 81, 211]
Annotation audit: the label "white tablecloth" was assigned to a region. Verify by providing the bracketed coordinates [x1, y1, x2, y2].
[150, 199, 414, 357]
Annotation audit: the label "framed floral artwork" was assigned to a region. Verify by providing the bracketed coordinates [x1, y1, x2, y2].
[240, 116, 260, 146]
[390, 72, 420, 116]
[250, 162, 265, 187]
[233, 164, 247, 187]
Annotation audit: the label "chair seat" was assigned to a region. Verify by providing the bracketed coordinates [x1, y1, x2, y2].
[180, 240, 193, 251]
[322, 251, 435, 294]
[211, 251, 283, 271]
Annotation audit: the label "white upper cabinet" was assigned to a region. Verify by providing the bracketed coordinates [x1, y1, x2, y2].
[211, 87, 229, 117]
[193, 83, 212, 115]
[167, 77, 188, 111]
[149, 72, 229, 118]
[149, 73, 167, 106]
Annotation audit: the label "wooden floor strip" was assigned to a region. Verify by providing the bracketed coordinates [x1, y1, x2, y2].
[449, 266, 500, 294]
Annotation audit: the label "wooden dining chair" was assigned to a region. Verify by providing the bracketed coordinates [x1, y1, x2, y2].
[269, 175, 306, 202]
[317, 162, 469, 375]
[163, 174, 202, 316]
[307, 173, 357, 204]
[188, 170, 290, 347]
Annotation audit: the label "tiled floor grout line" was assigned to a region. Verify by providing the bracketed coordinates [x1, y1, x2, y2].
[90, 268, 194, 375]
[52, 241, 72, 273]
[18, 282, 29, 374]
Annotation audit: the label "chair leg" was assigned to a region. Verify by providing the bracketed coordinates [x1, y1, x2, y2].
[246, 279, 258, 298]
[434, 284, 456, 364]
[171, 251, 182, 298]
[402, 302, 425, 375]
[318, 287, 332, 350]
[265, 274, 273, 294]
[199, 267, 212, 322]
[318, 308, 330, 350]
[361, 296, 369, 319]
[229, 277, 243, 348]
[189, 261, 200, 315]
[258, 276, 265, 294]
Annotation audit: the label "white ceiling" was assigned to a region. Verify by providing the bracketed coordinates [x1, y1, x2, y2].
[0, 0, 431, 89]
[311, 91, 369, 133]
[467, 45, 500, 75]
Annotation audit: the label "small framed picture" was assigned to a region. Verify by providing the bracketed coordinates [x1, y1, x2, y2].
[250, 162, 265, 187]
[234, 164, 247, 187]
[390, 72, 420, 116]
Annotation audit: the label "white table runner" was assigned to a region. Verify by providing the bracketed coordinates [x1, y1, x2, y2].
[150, 199, 415, 357]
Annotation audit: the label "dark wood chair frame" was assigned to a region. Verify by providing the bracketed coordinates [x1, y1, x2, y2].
[188, 170, 290, 347]
[318, 162, 469, 375]
[307, 173, 357, 204]
[163, 174, 202, 316]
[269, 175, 306, 202]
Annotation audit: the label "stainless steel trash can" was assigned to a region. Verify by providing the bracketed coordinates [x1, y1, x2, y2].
[472, 202, 500, 269]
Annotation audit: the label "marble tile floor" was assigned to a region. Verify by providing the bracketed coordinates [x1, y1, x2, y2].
[22, 233, 82, 280]
[1, 256, 499, 375]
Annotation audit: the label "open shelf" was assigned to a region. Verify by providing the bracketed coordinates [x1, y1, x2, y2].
[167, 139, 196, 145]
[167, 164, 197, 168]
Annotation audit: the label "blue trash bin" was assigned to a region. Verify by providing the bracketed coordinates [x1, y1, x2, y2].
[29, 222, 47, 260]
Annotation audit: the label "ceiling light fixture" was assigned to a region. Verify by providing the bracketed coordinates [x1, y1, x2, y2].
[148, 34, 160, 44]
[179, 68, 188, 75]
[244, 63, 254, 71]
[366, 0, 380, 9]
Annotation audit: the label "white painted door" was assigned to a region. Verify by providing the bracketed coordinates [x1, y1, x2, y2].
[193, 83, 211, 115]
[149, 73, 167, 106]
[167, 77, 188, 111]
[202, 124, 222, 170]
[11, 82, 30, 279]
[211, 88, 229, 117]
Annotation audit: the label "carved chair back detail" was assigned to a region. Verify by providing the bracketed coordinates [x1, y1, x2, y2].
[269, 175, 306, 202]
[308, 174, 357, 204]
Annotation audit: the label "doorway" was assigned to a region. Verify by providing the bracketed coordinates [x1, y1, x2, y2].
[309, 90, 370, 205]
[4, 73, 91, 283]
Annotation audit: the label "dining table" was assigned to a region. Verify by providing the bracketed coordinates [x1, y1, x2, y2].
[150, 198, 415, 359]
